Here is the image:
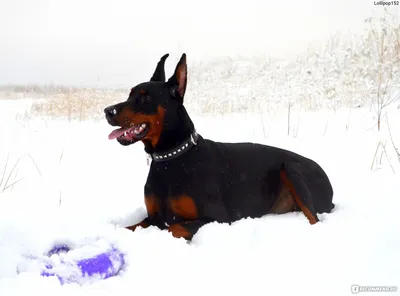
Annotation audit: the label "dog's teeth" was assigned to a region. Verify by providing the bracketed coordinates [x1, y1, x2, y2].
[141, 123, 146, 128]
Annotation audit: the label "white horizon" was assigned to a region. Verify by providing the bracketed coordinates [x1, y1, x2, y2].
[0, 0, 393, 88]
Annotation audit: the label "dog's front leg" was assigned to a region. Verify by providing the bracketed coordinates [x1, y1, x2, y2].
[126, 217, 166, 232]
[126, 218, 149, 231]
[167, 220, 207, 240]
[126, 194, 166, 232]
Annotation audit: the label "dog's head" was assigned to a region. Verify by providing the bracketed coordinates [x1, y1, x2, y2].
[104, 53, 188, 148]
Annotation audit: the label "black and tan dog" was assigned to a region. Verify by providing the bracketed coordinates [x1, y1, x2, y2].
[104, 53, 334, 240]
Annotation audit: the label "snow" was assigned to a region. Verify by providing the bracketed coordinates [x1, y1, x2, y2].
[1, 0, 399, 293]
[0, 95, 399, 295]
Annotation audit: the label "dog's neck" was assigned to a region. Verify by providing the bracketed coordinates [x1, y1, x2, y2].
[143, 106, 196, 157]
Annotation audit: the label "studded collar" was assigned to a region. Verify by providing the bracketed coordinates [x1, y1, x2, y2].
[149, 130, 199, 162]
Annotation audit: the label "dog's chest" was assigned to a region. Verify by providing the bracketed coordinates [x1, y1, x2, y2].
[153, 192, 199, 226]
[145, 165, 205, 224]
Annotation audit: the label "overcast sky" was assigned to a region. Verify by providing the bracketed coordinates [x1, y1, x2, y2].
[0, 0, 392, 88]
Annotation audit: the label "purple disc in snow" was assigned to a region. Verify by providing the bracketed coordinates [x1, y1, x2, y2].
[41, 244, 125, 284]
[77, 248, 124, 279]
[47, 244, 71, 256]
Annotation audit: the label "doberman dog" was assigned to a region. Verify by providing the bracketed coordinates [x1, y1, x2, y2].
[104, 53, 334, 240]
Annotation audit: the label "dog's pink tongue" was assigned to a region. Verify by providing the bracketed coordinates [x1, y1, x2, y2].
[108, 127, 129, 140]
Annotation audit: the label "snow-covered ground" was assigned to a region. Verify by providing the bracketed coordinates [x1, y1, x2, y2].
[1, 0, 399, 294]
[0, 97, 399, 295]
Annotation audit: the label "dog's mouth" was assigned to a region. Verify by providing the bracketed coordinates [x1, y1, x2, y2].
[108, 123, 149, 143]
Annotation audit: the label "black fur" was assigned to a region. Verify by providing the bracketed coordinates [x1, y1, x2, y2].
[104, 53, 334, 240]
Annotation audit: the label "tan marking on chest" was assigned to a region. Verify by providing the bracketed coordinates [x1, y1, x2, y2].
[168, 195, 198, 220]
[145, 194, 160, 216]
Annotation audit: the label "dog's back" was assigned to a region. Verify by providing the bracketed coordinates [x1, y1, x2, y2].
[146, 135, 334, 225]
[208, 138, 334, 216]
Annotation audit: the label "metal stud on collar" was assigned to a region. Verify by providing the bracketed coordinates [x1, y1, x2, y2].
[191, 132, 198, 145]
[150, 131, 198, 162]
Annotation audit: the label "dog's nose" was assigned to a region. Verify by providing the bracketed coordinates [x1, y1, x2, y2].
[104, 106, 117, 117]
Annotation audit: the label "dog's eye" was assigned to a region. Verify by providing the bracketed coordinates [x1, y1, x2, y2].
[141, 96, 151, 104]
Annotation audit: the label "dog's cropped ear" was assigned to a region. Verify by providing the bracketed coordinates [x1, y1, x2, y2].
[167, 53, 187, 102]
[150, 53, 169, 82]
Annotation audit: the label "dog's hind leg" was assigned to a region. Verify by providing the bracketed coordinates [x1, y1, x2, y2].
[270, 181, 298, 214]
[279, 162, 319, 225]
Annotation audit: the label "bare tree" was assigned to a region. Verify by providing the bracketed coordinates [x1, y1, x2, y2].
[367, 10, 400, 131]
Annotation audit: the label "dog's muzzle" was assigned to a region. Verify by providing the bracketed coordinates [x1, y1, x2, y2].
[104, 106, 118, 125]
